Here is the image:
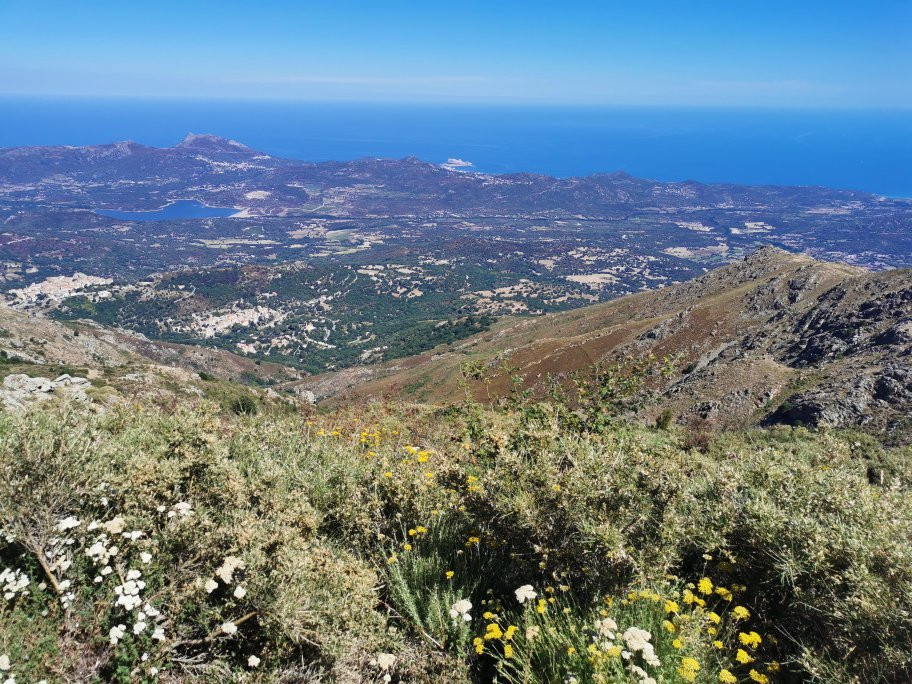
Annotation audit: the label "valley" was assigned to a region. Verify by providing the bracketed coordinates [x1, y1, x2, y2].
[1, 135, 910, 372]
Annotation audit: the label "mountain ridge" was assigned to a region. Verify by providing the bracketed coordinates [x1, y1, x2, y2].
[294, 246, 912, 433]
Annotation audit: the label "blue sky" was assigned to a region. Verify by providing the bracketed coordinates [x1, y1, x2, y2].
[2, 1, 909, 107]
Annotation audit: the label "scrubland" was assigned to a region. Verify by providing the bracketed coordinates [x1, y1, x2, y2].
[0, 393, 910, 683]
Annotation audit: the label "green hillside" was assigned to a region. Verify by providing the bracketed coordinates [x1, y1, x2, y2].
[1, 389, 909, 683]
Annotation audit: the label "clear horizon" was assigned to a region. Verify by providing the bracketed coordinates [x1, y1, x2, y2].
[2, 1, 909, 108]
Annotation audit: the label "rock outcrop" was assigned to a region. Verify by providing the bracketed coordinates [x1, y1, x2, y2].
[0, 373, 91, 410]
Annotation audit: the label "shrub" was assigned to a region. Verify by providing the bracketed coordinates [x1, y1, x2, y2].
[0, 399, 909, 682]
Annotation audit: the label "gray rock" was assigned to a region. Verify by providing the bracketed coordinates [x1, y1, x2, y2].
[0, 373, 91, 410]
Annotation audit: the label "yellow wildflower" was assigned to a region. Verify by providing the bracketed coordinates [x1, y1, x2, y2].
[713, 640, 724, 649]
[736, 648, 755, 664]
[698, 578, 713, 595]
[484, 623, 503, 640]
[739, 631, 762, 648]
[719, 670, 737, 684]
[445, 570, 454, 580]
[665, 599, 679, 614]
[732, 605, 750, 620]
[681, 658, 700, 672]
[504, 644, 514, 658]
[663, 620, 676, 633]
[708, 611, 721, 624]
[504, 625, 518, 640]
[672, 638, 683, 649]
[749, 670, 769, 684]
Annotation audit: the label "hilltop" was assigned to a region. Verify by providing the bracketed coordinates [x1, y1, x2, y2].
[298, 247, 912, 433]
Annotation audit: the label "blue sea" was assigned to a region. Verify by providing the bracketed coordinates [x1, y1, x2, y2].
[1, 96, 910, 197]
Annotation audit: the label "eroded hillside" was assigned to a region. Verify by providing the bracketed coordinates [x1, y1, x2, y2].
[298, 247, 912, 433]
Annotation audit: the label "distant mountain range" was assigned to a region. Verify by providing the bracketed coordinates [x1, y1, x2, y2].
[0, 133, 898, 215]
[1, 135, 909, 377]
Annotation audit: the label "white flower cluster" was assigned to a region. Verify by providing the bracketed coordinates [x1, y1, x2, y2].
[47, 516, 82, 609]
[0, 567, 29, 601]
[449, 599, 473, 623]
[515, 584, 537, 603]
[0, 652, 47, 684]
[215, 555, 244, 584]
[82, 515, 168, 648]
[585, 619, 660, 684]
[114, 569, 146, 611]
[594, 616, 617, 639]
[203, 556, 248, 600]
[622, 626, 660, 666]
[371, 652, 396, 682]
[165, 502, 193, 519]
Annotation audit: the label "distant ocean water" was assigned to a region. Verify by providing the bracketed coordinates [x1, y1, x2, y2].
[1, 96, 910, 197]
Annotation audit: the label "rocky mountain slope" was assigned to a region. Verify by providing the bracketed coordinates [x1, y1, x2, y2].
[0, 302, 303, 409]
[295, 247, 911, 433]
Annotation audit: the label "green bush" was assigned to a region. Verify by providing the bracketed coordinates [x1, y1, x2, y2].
[0, 399, 908, 682]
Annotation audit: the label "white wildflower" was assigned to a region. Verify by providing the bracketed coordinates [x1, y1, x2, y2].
[140, 552, 153, 564]
[215, 556, 245, 584]
[233, 585, 247, 599]
[595, 617, 617, 638]
[133, 621, 147, 635]
[1, 568, 30, 600]
[151, 627, 166, 641]
[376, 653, 396, 670]
[170, 502, 193, 518]
[622, 626, 652, 653]
[221, 621, 238, 635]
[109, 624, 126, 645]
[102, 517, 125, 535]
[515, 584, 537, 603]
[449, 599, 472, 622]
[57, 516, 80, 532]
[247, 655, 261, 668]
[204, 578, 219, 594]
[0, 655, 8, 671]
